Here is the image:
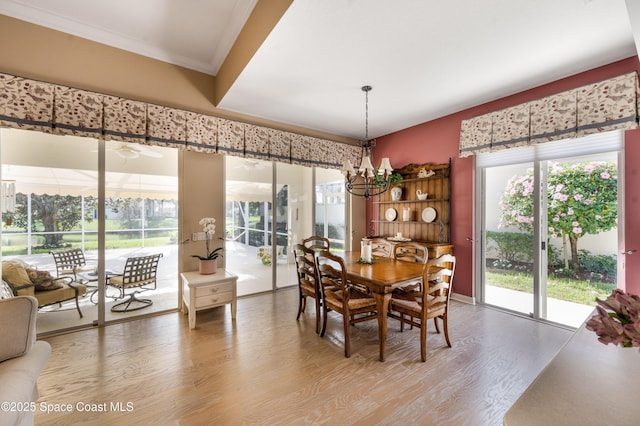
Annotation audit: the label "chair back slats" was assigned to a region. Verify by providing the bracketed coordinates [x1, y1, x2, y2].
[423, 254, 456, 313]
[393, 242, 429, 264]
[293, 243, 322, 333]
[50, 248, 88, 276]
[302, 235, 330, 252]
[371, 238, 392, 258]
[121, 254, 163, 286]
[293, 244, 318, 291]
[315, 250, 346, 294]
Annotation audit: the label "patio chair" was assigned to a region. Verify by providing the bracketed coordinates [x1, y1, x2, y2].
[107, 253, 162, 312]
[388, 254, 456, 362]
[50, 248, 95, 283]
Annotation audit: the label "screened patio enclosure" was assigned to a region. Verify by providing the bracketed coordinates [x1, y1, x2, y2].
[1, 129, 179, 334]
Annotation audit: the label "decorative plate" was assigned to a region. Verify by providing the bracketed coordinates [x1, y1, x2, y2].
[385, 208, 397, 222]
[422, 207, 437, 223]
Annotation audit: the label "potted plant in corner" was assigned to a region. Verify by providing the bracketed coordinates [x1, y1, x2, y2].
[193, 217, 224, 275]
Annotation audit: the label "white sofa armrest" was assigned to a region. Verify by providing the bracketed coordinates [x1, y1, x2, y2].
[0, 296, 38, 362]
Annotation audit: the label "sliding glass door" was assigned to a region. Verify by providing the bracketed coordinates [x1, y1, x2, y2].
[478, 132, 621, 328]
[103, 140, 178, 320]
[225, 157, 274, 295]
[225, 157, 346, 295]
[483, 161, 535, 317]
[1, 129, 179, 333]
[315, 168, 346, 252]
[275, 162, 313, 289]
[1, 129, 99, 333]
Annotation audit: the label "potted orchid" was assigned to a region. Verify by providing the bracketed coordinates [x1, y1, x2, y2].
[192, 217, 223, 274]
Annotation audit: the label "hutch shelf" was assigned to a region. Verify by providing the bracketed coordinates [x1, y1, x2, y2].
[372, 159, 451, 244]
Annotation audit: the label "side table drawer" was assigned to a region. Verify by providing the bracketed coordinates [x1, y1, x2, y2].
[196, 291, 233, 309]
[194, 282, 235, 298]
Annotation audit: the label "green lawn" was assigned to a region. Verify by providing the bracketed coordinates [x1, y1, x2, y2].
[486, 269, 615, 306]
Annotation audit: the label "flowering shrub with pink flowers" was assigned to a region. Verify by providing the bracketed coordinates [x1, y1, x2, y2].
[585, 289, 640, 350]
[499, 161, 617, 273]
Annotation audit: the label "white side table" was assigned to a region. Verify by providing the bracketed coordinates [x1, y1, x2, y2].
[180, 270, 238, 329]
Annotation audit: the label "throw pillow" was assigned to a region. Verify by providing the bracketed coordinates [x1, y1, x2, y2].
[0, 280, 14, 299]
[1, 261, 35, 296]
[1, 261, 32, 286]
[25, 268, 63, 291]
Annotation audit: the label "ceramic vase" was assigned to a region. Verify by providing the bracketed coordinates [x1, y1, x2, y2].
[391, 186, 402, 201]
[199, 259, 217, 275]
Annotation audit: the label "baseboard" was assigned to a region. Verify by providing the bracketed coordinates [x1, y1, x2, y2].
[452, 292, 475, 305]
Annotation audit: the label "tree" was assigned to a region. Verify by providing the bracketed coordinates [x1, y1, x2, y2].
[499, 161, 617, 273]
[13, 193, 97, 248]
[106, 197, 142, 229]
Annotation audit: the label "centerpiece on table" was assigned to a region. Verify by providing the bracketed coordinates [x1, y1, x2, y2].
[358, 238, 374, 264]
[585, 289, 640, 350]
[192, 217, 223, 275]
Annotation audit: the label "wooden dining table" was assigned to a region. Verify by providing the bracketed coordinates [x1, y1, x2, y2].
[336, 251, 425, 361]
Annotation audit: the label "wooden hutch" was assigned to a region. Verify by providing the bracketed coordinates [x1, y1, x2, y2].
[372, 160, 453, 258]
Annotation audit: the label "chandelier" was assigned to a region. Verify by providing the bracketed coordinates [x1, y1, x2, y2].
[342, 86, 393, 198]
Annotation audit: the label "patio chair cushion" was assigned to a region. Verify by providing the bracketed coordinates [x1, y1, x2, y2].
[1, 261, 34, 296]
[108, 275, 155, 289]
[25, 268, 63, 291]
[34, 281, 86, 306]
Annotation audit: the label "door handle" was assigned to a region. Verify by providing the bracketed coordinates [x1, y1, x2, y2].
[622, 249, 637, 255]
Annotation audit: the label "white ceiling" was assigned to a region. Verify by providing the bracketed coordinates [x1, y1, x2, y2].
[1, 0, 639, 140]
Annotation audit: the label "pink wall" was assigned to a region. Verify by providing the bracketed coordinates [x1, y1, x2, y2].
[375, 56, 640, 298]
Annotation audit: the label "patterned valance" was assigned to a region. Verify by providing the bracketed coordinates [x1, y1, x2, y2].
[460, 71, 640, 157]
[309, 137, 342, 169]
[53, 85, 103, 138]
[0, 74, 53, 133]
[217, 119, 245, 156]
[185, 112, 217, 153]
[145, 104, 187, 149]
[0, 72, 353, 170]
[290, 134, 311, 166]
[268, 129, 291, 162]
[103, 95, 147, 143]
[244, 124, 269, 160]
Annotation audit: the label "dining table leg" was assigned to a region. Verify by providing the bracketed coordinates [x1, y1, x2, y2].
[373, 292, 391, 361]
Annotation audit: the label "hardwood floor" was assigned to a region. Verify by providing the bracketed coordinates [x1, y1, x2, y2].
[34, 287, 572, 425]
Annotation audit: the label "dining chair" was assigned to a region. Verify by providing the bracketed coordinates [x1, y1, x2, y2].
[107, 253, 163, 312]
[393, 241, 429, 263]
[315, 250, 378, 358]
[302, 235, 330, 251]
[393, 242, 429, 292]
[388, 253, 456, 362]
[293, 244, 322, 334]
[371, 238, 392, 258]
